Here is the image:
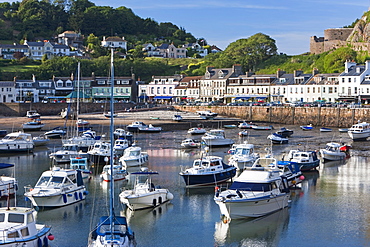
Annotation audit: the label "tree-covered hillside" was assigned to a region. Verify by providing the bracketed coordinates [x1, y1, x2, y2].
[0, 0, 197, 47]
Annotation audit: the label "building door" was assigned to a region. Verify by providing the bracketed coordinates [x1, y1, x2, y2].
[2, 95, 5, 103]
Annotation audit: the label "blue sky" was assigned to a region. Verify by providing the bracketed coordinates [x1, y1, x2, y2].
[92, 0, 368, 55]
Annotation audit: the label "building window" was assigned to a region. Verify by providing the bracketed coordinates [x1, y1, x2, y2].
[157, 88, 160, 94]
[329, 87, 333, 93]
[348, 78, 351, 83]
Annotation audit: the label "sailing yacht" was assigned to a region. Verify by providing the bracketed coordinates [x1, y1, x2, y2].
[88, 50, 136, 246]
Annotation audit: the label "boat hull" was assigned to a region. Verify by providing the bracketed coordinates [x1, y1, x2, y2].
[120, 155, 149, 167]
[298, 160, 320, 171]
[180, 167, 236, 187]
[120, 189, 172, 210]
[202, 139, 234, 147]
[0, 143, 33, 152]
[320, 151, 346, 162]
[348, 131, 370, 141]
[25, 187, 87, 208]
[215, 193, 290, 219]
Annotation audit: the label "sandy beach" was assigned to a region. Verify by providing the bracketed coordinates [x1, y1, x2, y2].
[0, 108, 241, 132]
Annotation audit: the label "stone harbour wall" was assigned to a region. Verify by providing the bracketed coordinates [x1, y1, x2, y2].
[175, 106, 370, 127]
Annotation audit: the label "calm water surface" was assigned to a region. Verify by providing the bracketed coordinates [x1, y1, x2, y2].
[1, 125, 370, 247]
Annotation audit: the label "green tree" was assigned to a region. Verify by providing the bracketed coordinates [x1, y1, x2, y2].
[218, 33, 277, 71]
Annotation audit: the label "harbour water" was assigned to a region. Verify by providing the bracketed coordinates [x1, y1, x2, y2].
[1, 124, 370, 247]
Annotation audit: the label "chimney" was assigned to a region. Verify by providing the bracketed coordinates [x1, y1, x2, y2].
[232, 64, 242, 76]
[206, 66, 214, 72]
[312, 68, 319, 76]
[276, 69, 285, 78]
[294, 70, 302, 77]
[345, 60, 356, 73]
[356, 67, 361, 74]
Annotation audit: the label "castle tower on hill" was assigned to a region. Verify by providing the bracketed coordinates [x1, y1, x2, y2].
[310, 10, 370, 54]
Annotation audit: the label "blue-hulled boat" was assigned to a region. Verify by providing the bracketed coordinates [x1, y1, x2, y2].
[320, 127, 332, 132]
[300, 124, 314, 130]
[285, 149, 320, 171]
[179, 155, 237, 187]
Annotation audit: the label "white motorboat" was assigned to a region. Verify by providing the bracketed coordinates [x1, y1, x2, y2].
[113, 139, 129, 155]
[228, 142, 260, 170]
[172, 114, 183, 121]
[26, 110, 41, 119]
[0, 206, 53, 246]
[49, 143, 88, 163]
[32, 135, 49, 146]
[103, 112, 117, 118]
[319, 142, 349, 162]
[0, 163, 17, 198]
[196, 110, 218, 120]
[87, 141, 111, 165]
[24, 166, 88, 208]
[238, 121, 256, 129]
[238, 130, 248, 137]
[113, 128, 133, 144]
[0, 131, 34, 152]
[119, 169, 174, 211]
[180, 138, 201, 148]
[70, 157, 91, 179]
[179, 155, 237, 187]
[214, 157, 291, 221]
[127, 121, 148, 132]
[252, 125, 273, 131]
[22, 119, 45, 131]
[138, 124, 162, 133]
[88, 54, 136, 246]
[267, 133, 288, 144]
[44, 127, 66, 138]
[348, 121, 370, 141]
[119, 145, 149, 168]
[100, 164, 128, 182]
[187, 127, 206, 135]
[201, 129, 234, 147]
[62, 130, 97, 152]
[320, 127, 332, 132]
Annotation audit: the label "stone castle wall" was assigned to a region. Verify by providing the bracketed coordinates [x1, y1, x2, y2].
[309, 27, 370, 54]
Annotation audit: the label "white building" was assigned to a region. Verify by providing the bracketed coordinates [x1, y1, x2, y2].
[101, 36, 127, 50]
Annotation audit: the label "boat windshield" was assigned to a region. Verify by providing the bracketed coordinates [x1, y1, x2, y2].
[129, 150, 140, 156]
[63, 145, 78, 151]
[36, 176, 51, 186]
[230, 181, 275, 191]
[49, 176, 64, 187]
[235, 148, 250, 156]
[3, 136, 23, 141]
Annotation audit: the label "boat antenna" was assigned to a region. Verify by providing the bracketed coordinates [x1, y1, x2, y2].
[109, 48, 115, 237]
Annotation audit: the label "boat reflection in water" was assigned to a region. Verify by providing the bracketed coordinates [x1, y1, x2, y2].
[122, 202, 173, 225]
[214, 208, 290, 246]
[321, 159, 347, 176]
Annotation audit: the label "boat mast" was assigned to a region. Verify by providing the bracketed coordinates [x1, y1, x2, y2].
[109, 48, 115, 236]
[76, 62, 81, 136]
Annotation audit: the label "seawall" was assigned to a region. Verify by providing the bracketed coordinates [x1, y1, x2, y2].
[174, 106, 369, 127]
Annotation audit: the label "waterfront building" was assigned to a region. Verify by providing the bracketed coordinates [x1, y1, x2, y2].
[0, 81, 16, 102]
[145, 75, 183, 102]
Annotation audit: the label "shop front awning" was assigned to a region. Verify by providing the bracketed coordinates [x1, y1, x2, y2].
[235, 97, 250, 100]
[154, 96, 172, 99]
[256, 96, 267, 100]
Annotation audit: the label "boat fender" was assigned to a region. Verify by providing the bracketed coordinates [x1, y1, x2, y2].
[15, 184, 18, 191]
[236, 190, 243, 198]
[24, 196, 29, 201]
[79, 192, 83, 200]
[43, 236, 48, 246]
[215, 186, 220, 197]
[62, 194, 67, 203]
[67, 194, 73, 197]
[37, 238, 42, 247]
[74, 192, 78, 200]
[83, 191, 89, 195]
[47, 233, 55, 241]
